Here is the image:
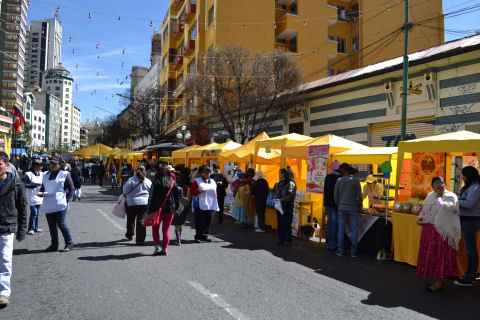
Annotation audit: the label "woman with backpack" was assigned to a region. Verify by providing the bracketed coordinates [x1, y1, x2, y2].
[123, 166, 152, 245]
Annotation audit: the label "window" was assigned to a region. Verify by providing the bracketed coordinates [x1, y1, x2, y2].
[64, 125, 68, 129]
[162, 55, 168, 69]
[33, 133, 36, 138]
[64, 138, 68, 142]
[208, 6, 215, 28]
[188, 60, 195, 75]
[34, 116, 37, 121]
[54, 80, 57, 83]
[55, 86, 60, 90]
[66, 88, 69, 92]
[65, 101, 69, 105]
[43, 119, 45, 124]
[352, 36, 359, 52]
[289, 122, 304, 135]
[32, 38, 38, 42]
[337, 38, 345, 53]
[190, 25, 197, 40]
[66, 94, 69, 98]
[33, 124, 36, 130]
[47, 87, 50, 90]
[328, 69, 334, 76]
[328, 35, 335, 42]
[64, 81, 68, 84]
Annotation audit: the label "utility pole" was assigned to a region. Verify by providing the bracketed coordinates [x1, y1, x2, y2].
[400, 0, 410, 141]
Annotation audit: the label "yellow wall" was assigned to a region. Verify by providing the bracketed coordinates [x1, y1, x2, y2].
[158, 0, 444, 135]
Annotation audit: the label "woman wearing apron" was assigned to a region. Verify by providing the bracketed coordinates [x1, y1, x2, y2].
[24, 160, 44, 235]
[40, 157, 75, 252]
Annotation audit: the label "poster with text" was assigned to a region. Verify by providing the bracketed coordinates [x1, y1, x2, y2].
[306, 145, 329, 194]
[411, 153, 445, 198]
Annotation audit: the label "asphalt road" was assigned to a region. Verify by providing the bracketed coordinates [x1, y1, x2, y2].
[2, 183, 479, 319]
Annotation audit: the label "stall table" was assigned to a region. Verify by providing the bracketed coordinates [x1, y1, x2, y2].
[391, 211, 480, 275]
[265, 208, 277, 230]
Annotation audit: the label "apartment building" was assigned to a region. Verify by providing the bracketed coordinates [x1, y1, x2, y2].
[25, 18, 62, 89]
[150, 0, 443, 143]
[33, 91, 61, 150]
[44, 64, 74, 150]
[0, 0, 28, 113]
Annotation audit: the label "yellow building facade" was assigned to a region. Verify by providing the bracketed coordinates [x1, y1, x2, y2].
[156, 0, 443, 141]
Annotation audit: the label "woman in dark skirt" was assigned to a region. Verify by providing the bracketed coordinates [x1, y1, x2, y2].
[416, 176, 461, 292]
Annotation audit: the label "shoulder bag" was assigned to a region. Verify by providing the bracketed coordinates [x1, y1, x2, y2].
[143, 181, 175, 227]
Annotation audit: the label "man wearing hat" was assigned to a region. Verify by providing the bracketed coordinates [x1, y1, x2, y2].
[189, 165, 219, 242]
[362, 175, 384, 208]
[23, 159, 44, 235]
[39, 156, 75, 252]
[211, 164, 228, 224]
[251, 171, 270, 232]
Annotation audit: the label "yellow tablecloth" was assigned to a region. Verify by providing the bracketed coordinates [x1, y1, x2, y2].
[391, 211, 480, 276]
[265, 208, 277, 230]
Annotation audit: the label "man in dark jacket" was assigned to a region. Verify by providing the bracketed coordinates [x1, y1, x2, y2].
[97, 160, 106, 187]
[211, 164, 228, 224]
[0, 151, 27, 308]
[323, 163, 349, 251]
[251, 171, 270, 232]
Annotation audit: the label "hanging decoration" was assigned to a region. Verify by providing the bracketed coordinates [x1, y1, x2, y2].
[96, 43, 99, 49]
[150, 21, 153, 27]
[69, 36, 72, 42]
[122, 49, 125, 54]
[72, 48, 75, 54]
[242, 24, 246, 31]
[88, 12, 92, 19]
[304, 20, 307, 27]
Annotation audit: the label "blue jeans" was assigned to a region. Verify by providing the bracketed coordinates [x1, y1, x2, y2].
[325, 206, 338, 249]
[461, 219, 480, 282]
[45, 209, 73, 247]
[28, 204, 41, 232]
[338, 210, 359, 253]
[111, 174, 117, 188]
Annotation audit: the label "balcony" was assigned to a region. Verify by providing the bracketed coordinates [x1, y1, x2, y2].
[174, 24, 184, 40]
[173, 0, 184, 11]
[184, 39, 195, 54]
[174, 81, 185, 98]
[327, 39, 338, 60]
[173, 56, 183, 70]
[185, 4, 196, 23]
[275, 14, 297, 40]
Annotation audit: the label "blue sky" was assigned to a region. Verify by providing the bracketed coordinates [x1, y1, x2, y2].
[26, 0, 479, 123]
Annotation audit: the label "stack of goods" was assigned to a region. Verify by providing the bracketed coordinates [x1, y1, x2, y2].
[393, 201, 423, 215]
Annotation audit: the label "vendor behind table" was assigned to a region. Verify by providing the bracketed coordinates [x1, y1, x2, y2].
[362, 175, 384, 208]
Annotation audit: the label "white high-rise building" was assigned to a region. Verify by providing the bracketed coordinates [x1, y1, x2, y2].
[71, 105, 81, 150]
[44, 64, 73, 150]
[25, 18, 62, 89]
[31, 109, 46, 149]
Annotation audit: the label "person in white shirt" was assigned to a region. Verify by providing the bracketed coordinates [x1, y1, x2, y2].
[189, 166, 219, 243]
[23, 160, 44, 235]
[362, 175, 384, 208]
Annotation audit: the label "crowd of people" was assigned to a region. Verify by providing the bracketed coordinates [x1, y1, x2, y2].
[1, 152, 479, 308]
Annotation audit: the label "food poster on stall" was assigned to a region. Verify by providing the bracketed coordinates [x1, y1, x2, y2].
[411, 153, 445, 198]
[306, 145, 329, 194]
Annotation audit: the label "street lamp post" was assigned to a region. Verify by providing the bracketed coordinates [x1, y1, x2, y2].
[176, 125, 191, 144]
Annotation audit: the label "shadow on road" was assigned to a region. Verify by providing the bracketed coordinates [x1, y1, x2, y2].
[78, 252, 147, 261]
[204, 215, 479, 320]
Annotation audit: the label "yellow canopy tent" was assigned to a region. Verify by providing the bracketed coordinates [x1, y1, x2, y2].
[186, 143, 218, 167]
[395, 130, 480, 196]
[104, 147, 122, 157]
[72, 143, 113, 157]
[254, 133, 311, 186]
[172, 145, 200, 164]
[331, 146, 397, 164]
[219, 132, 269, 164]
[201, 141, 242, 165]
[279, 135, 365, 227]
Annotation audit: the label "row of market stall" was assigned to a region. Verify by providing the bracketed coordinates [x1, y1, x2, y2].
[72, 131, 480, 275]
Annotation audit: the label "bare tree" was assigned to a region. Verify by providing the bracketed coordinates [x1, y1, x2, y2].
[185, 44, 303, 143]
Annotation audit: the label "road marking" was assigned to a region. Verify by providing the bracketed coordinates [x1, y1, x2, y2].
[188, 280, 250, 320]
[96, 208, 125, 231]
